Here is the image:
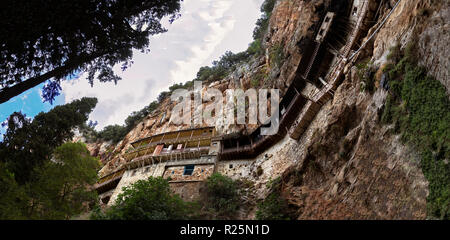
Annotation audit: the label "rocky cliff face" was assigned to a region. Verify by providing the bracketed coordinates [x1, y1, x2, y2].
[85, 0, 448, 219]
[87, 0, 326, 177]
[261, 0, 446, 220]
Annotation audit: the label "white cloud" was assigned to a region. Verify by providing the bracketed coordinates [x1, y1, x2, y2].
[61, 0, 264, 130]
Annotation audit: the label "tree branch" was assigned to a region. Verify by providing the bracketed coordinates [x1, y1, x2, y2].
[0, 52, 105, 104]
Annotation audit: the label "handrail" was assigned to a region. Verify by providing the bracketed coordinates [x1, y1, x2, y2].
[349, 0, 402, 61]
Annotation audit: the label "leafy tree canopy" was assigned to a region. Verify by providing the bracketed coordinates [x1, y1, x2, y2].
[0, 0, 182, 104]
[25, 142, 100, 219]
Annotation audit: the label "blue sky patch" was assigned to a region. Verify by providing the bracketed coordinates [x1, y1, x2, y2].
[0, 83, 65, 139]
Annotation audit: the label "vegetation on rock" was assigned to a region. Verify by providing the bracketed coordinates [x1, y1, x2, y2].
[255, 177, 290, 220]
[91, 177, 198, 220]
[204, 173, 240, 219]
[381, 43, 450, 219]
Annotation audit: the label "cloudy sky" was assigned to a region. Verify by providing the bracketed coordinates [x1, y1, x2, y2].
[0, 0, 264, 132]
[62, 0, 264, 129]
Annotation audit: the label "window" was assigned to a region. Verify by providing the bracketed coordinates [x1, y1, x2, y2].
[183, 165, 195, 175]
[229, 164, 233, 169]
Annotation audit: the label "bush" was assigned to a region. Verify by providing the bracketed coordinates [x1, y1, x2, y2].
[247, 40, 264, 56]
[269, 43, 284, 68]
[205, 173, 240, 219]
[97, 125, 128, 143]
[381, 44, 450, 219]
[0, 162, 26, 219]
[255, 192, 290, 220]
[253, 0, 276, 41]
[91, 177, 197, 220]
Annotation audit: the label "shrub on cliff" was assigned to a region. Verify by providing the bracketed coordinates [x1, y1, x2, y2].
[204, 173, 240, 219]
[253, 0, 277, 41]
[255, 177, 290, 220]
[255, 192, 290, 220]
[91, 177, 197, 220]
[381, 43, 450, 219]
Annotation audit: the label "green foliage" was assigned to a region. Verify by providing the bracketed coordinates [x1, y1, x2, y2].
[213, 51, 250, 70]
[381, 45, 450, 219]
[256, 177, 290, 220]
[0, 97, 98, 184]
[194, 51, 250, 84]
[97, 125, 128, 144]
[0, 143, 100, 220]
[0, 162, 27, 219]
[249, 0, 277, 59]
[387, 44, 402, 63]
[255, 193, 290, 220]
[253, 0, 276, 41]
[0, 0, 182, 103]
[78, 122, 99, 143]
[247, 40, 264, 56]
[204, 173, 240, 219]
[251, 78, 260, 88]
[91, 177, 197, 220]
[356, 59, 375, 93]
[196, 65, 227, 83]
[269, 43, 285, 68]
[25, 142, 100, 219]
[125, 101, 159, 129]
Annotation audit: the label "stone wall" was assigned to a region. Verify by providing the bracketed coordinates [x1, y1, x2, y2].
[216, 160, 253, 180]
[163, 164, 214, 182]
[108, 163, 166, 205]
[107, 160, 216, 205]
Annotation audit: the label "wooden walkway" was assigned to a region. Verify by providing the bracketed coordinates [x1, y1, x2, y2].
[290, 0, 371, 140]
[94, 0, 400, 191]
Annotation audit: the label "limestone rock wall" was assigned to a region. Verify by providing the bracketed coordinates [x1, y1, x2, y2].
[88, 0, 328, 177]
[88, 0, 447, 219]
[163, 165, 214, 182]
